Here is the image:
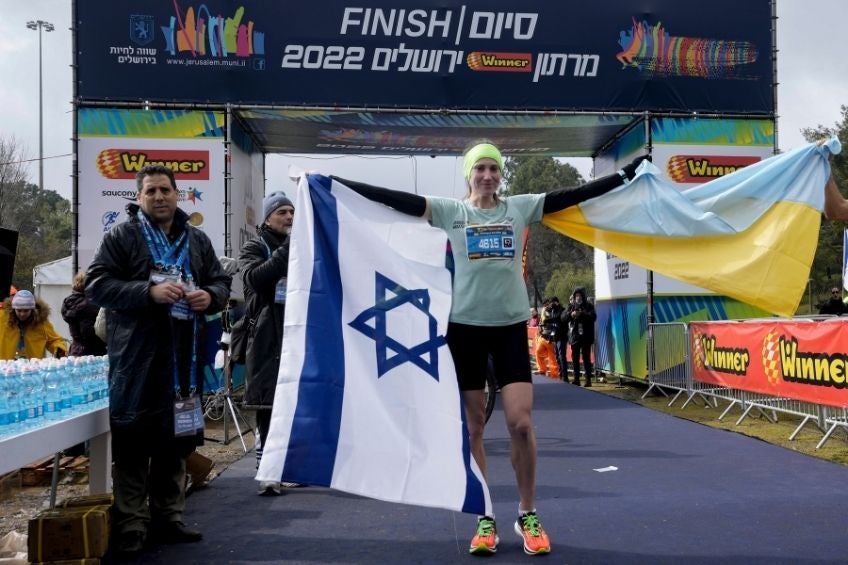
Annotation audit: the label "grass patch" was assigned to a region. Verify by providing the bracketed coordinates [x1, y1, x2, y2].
[589, 377, 848, 466]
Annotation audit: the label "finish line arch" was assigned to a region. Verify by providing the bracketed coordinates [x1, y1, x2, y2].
[72, 0, 778, 379]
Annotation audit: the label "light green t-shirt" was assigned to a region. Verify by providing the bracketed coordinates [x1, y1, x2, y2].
[428, 194, 545, 326]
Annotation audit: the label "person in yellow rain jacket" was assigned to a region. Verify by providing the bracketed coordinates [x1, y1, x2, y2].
[0, 290, 66, 360]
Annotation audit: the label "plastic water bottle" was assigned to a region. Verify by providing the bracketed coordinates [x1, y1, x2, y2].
[68, 357, 87, 416]
[56, 357, 73, 414]
[83, 355, 101, 410]
[98, 356, 110, 408]
[0, 365, 12, 438]
[3, 365, 22, 435]
[20, 361, 43, 430]
[42, 359, 63, 422]
[31, 361, 45, 429]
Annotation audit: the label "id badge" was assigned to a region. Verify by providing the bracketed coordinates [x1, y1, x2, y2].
[150, 271, 180, 285]
[465, 224, 515, 260]
[274, 278, 287, 304]
[174, 396, 198, 437]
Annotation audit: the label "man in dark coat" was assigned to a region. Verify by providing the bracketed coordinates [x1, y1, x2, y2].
[564, 287, 596, 387]
[85, 164, 231, 555]
[237, 191, 293, 495]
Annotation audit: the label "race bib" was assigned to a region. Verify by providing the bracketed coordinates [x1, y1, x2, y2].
[465, 224, 515, 260]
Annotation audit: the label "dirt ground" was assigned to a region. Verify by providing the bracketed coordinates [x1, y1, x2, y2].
[3, 378, 848, 540]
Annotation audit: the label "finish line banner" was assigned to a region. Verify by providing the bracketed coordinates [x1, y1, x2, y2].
[75, 0, 773, 113]
[690, 320, 848, 409]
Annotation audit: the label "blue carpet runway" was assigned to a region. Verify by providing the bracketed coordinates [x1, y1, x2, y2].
[114, 376, 848, 564]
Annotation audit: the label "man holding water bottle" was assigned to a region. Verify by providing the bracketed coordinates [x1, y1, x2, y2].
[85, 164, 231, 556]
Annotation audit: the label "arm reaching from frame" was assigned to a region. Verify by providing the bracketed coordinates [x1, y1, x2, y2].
[824, 175, 848, 221]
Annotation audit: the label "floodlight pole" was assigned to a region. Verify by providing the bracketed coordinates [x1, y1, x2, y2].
[26, 19, 54, 193]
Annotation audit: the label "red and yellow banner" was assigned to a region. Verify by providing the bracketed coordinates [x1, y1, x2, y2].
[690, 319, 848, 408]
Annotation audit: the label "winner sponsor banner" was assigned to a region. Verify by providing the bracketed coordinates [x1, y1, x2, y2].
[691, 320, 848, 408]
[75, 0, 773, 114]
[78, 136, 225, 270]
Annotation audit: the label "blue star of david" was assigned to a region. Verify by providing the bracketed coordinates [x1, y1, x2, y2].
[348, 272, 446, 381]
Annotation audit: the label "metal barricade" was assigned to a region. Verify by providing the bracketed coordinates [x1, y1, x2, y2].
[816, 407, 848, 449]
[644, 323, 691, 405]
[644, 320, 839, 446]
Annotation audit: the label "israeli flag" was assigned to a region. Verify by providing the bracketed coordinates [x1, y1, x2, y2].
[256, 174, 491, 516]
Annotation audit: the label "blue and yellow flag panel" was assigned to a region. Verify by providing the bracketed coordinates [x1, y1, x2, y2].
[544, 140, 840, 317]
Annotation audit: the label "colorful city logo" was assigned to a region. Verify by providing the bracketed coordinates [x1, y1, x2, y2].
[96, 149, 210, 180]
[667, 155, 760, 183]
[130, 15, 155, 46]
[161, 4, 265, 58]
[616, 19, 758, 78]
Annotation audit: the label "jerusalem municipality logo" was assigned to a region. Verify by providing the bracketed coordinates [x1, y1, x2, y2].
[130, 15, 155, 46]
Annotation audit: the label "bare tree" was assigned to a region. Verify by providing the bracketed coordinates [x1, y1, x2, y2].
[0, 136, 31, 227]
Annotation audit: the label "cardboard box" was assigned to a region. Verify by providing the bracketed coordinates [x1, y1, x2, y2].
[27, 505, 110, 562]
[186, 451, 215, 484]
[58, 494, 114, 509]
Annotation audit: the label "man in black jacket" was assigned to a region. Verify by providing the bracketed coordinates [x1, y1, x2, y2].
[238, 191, 294, 495]
[86, 164, 231, 555]
[819, 287, 848, 315]
[564, 287, 597, 387]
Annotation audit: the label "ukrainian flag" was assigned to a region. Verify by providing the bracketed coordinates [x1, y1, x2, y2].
[544, 139, 841, 317]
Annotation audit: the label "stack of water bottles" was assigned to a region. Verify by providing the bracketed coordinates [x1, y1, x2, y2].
[0, 355, 109, 440]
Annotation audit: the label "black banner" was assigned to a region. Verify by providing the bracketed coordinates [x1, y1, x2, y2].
[76, 0, 774, 114]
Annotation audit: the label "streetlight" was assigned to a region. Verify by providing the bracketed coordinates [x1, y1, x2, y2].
[26, 19, 54, 193]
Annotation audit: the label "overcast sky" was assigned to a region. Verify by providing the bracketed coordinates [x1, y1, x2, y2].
[1, 1, 846, 201]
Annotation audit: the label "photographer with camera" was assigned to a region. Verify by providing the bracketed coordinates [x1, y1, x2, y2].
[564, 288, 596, 386]
[534, 298, 560, 379]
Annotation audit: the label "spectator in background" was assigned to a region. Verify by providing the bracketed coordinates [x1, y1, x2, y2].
[238, 191, 295, 495]
[565, 287, 596, 387]
[0, 289, 66, 360]
[62, 271, 107, 356]
[534, 298, 560, 379]
[549, 297, 566, 379]
[528, 308, 540, 327]
[819, 287, 848, 315]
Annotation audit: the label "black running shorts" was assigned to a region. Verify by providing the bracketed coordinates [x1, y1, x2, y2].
[446, 321, 532, 391]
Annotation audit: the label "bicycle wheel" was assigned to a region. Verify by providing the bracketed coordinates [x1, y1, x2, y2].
[203, 392, 226, 421]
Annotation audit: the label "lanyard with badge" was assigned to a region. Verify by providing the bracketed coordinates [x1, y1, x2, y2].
[261, 237, 287, 304]
[137, 210, 203, 437]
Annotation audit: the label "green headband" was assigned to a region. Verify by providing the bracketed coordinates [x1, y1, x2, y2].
[463, 143, 504, 180]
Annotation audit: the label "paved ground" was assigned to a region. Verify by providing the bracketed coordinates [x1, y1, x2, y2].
[112, 376, 848, 564]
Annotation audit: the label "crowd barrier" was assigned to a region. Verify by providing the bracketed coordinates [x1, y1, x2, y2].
[645, 317, 848, 448]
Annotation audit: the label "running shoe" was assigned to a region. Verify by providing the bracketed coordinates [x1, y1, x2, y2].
[514, 512, 551, 555]
[469, 516, 498, 555]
